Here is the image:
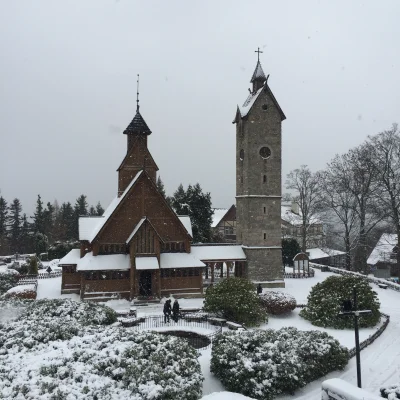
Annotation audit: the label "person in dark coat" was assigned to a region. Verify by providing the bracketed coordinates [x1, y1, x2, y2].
[257, 283, 263, 295]
[172, 299, 180, 322]
[163, 299, 172, 323]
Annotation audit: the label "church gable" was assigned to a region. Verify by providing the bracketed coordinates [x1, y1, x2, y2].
[127, 218, 163, 255]
[96, 172, 190, 245]
[117, 136, 158, 172]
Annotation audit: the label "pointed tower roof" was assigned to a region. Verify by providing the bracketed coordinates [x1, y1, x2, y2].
[250, 60, 267, 83]
[123, 111, 152, 135]
[123, 74, 152, 135]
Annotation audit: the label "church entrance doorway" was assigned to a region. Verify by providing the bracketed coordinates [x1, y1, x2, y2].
[139, 271, 152, 296]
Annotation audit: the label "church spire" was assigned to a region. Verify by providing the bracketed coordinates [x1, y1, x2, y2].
[250, 47, 267, 92]
[123, 75, 152, 152]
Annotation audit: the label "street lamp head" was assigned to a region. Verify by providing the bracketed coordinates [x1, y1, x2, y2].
[342, 299, 353, 312]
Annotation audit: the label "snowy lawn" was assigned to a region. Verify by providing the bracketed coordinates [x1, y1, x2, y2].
[22, 270, 396, 399]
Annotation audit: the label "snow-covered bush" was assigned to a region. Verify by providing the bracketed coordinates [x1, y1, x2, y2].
[0, 299, 117, 351]
[259, 291, 296, 315]
[203, 278, 267, 326]
[0, 327, 203, 399]
[0, 271, 19, 295]
[4, 284, 37, 299]
[211, 328, 348, 400]
[300, 276, 380, 329]
[381, 383, 400, 398]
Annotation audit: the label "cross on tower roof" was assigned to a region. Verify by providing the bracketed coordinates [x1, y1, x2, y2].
[255, 47, 263, 62]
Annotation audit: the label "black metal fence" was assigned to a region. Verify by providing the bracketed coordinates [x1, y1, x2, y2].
[123, 315, 222, 349]
[283, 269, 315, 279]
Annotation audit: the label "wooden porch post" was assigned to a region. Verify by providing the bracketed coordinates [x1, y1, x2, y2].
[211, 263, 215, 283]
[226, 261, 230, 278]
[205, 263, 209, 279]
[80, 273, 85, 300]
[157, 269, 161, 298]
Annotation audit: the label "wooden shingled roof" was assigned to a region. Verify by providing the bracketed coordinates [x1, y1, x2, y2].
[123, 110, 152, 135]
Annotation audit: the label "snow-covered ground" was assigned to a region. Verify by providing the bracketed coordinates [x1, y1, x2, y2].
[4, 270, 400, 399]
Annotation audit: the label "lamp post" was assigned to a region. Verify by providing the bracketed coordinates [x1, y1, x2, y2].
[338, 286, 372, 388]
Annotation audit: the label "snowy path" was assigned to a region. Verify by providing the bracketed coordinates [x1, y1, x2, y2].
[278, 284, 400, 400]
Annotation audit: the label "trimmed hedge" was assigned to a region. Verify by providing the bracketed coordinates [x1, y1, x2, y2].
[300, 275, 380, 329]
[203, 278, 267, 326]
[0, 271, 19, 295]
[259, 291, 296, 315]
[211, 328, 349, 400]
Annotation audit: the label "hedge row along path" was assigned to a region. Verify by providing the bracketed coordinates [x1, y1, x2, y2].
[277, 268, 400, 400]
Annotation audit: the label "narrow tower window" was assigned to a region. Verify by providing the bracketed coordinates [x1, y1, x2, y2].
[240, 149, 244, 160]
[263, 207, 266, 214]
[263, 175, 267, 183]
[263, 233, 266, 240]
[262, 104, 268, 111]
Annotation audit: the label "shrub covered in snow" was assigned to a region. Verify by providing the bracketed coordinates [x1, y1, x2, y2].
[0, 298, 203, 399]
[380, 383, 400, 398]
[0, 328, 203, 399]
[259, 291, 297, 315]
[203, 278, 267, 326]
[0, 271, 19, 295]
[300, 275, 380, 329]
[211, 328, 349, 400]
[0, 299, 117, 351]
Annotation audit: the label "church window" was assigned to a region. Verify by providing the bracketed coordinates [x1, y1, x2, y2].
[263, 207, 266, 214]
[262, 104, 268, 111]
[263, 233, 266, 240]
[259, 147, 271, 159]
[263, 175, 267, 183]
[239, 149, 244, 160]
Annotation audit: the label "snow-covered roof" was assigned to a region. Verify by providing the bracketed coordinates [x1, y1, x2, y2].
[79, 217, 103, 241]
[306, 248, 346, 260]
[126, 217, 146, 244]
[238, 87, 263, 118]
[59, 249, 81, 265]
[211, 209, 229, 228]
[160, 253, 205, 269]
[136, 257, 159, 270]
[76, 252, 130, 271]
[80, 170, 143, 243]
[367, 233, 398, 265]
[191, 245, 246, 261]
[281, 204, 322, 226]
[178, 216, 192, 237]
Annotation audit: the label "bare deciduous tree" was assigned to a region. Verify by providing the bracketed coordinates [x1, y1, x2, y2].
[319, 154, 358, 270]
[366, 124, 400, 271]
[285, 165, 322, 252]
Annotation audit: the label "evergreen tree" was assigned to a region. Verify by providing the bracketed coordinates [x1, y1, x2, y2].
[89, 205, 97, 216]
[7, 198, 22, 253]
[32, 195, 45, 234]
[43, 202, 55, 242]
[188, 183, 213, 243]
[34, 232, 48, 255]
[0, 197, 9, 255]
[172, 184, 190, 214]
[59, 202, 75, 241]
[95, 202, 104, 216]
[282, 238, 301, 267]
[19, 214, 32, 254]
[156, 176, 167, 198]
[171, 183, 213, 243]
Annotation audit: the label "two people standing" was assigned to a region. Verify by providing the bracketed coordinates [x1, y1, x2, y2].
[163, 299, 180, 323]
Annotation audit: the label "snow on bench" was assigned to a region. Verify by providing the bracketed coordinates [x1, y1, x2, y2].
[226, 321, 244, 330]
[208, 317, 227, 326]
[378, 283, 388, 289]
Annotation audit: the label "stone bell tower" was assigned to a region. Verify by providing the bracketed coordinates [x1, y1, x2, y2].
[233, 48, 286, 287]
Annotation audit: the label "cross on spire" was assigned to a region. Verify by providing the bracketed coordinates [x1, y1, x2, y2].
[136, 74, 140, 112]
[255, 47, 263, 62]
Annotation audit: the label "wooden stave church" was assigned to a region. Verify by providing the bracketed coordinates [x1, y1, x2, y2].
[59, 96, 247, 301]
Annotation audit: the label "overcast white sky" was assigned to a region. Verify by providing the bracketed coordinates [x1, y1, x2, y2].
[1, 0, 399, 216]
